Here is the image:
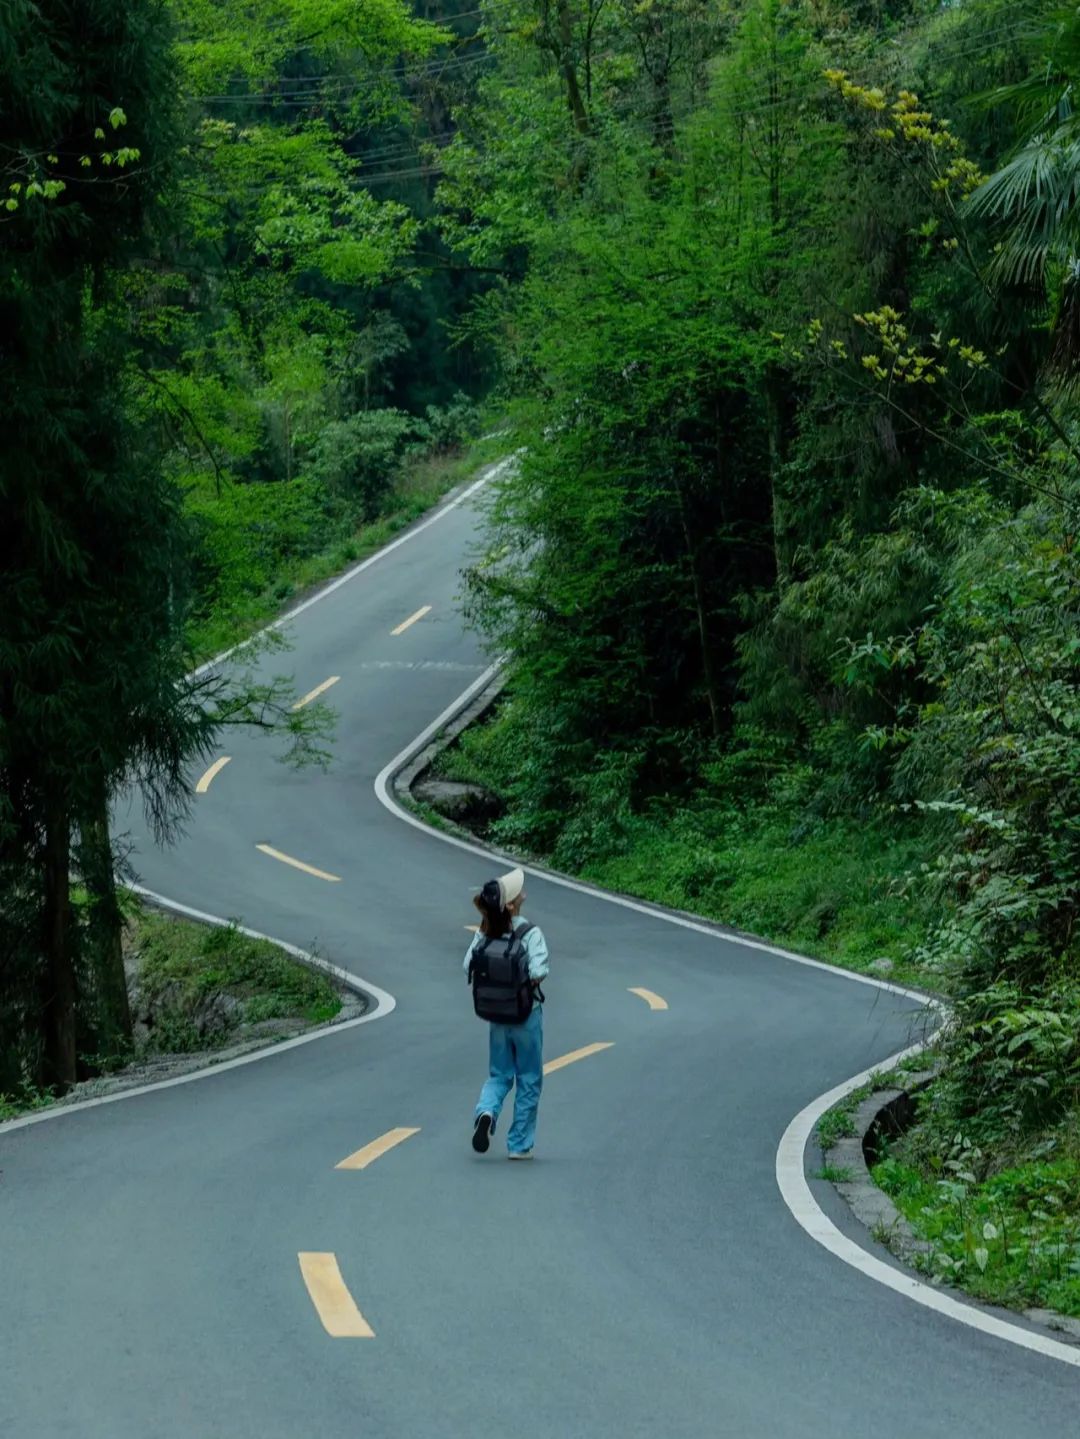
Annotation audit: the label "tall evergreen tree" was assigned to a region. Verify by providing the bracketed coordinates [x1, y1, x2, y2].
[0, 0, 209, 1090]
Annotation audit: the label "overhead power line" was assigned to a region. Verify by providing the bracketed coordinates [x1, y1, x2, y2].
[358, 19, 1033, 174]
[187, 12, 1031, 109]
[194, 48, 496, 105]
[166, 19, 1040, 215]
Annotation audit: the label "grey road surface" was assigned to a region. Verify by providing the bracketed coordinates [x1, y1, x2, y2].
[2, 477, 1076, 1438]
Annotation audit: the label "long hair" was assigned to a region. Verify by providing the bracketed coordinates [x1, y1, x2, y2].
[474, 880, 512, 938]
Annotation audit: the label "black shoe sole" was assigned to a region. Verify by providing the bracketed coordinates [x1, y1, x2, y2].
[472, 1113, 493, 1154]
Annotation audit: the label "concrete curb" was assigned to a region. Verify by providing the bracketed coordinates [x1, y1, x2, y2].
[827, 1073, 937, 1266]
[0, 889, 396, 1135]
[131, 885, 370, 1020]
[823, 1074, 1080, 1349]
[392, 667, 509, 805]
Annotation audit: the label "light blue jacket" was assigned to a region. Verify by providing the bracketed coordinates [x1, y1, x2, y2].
[463, 915, 550, 984]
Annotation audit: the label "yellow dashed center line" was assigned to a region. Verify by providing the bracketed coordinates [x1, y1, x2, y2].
[391, 604, 432, 636]
[195, 756, 231, 794]
[543, 1042, 614, 1076]
[292, 675, 340, 711]
[298, 1253, 374, 1338]
[255, 844, 341, 883]
[336, 1127, 420, 1172]
[628, 987, 668, 1011]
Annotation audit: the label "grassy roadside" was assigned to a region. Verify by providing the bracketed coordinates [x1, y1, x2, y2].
[434, 699, 937, 988]
[577, 808, 930, 984]
[0, 899, 346, 1121]
[128, 905, 341, 1049]
[873, 1143, 1080, 1318]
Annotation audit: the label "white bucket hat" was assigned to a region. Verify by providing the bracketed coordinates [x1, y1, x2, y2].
[497, 867, 525, 908]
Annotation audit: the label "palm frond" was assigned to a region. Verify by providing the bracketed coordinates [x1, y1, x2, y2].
[967, 133, 1080, 284]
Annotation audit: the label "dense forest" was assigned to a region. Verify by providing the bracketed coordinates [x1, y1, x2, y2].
[3, 0, 1080, 1312]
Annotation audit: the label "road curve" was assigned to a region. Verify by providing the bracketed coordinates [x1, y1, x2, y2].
[2, 466, 1076, 1438]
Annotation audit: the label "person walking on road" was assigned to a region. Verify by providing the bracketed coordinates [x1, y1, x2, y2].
[465, 866, 549, 1160]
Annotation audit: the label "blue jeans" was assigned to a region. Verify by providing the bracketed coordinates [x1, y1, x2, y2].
[475, 1004, 543, 1154]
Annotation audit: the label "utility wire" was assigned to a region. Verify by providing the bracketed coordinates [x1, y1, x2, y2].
[177, 24, 1034, 196]
[188, 15, 1030, 108]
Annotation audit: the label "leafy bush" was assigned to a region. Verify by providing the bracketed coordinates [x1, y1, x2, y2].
[914, 982, 1080, 1147]
[848, 490, 1080, 1132]
[424, 394, 479, 454]
[875, 1144, 1080, 1317]
[907, 499, 1080, 983]
[303, 408, 427, 520]
[185, 470, 344, 620]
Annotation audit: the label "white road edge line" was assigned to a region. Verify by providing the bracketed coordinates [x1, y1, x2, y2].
[373, 671, 1080, 1372]
[0, 458, 516, 1136]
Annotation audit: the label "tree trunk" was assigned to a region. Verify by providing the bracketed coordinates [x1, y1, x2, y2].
[648, 21, 675, 156]
[651, 70, 674, 156]
[41, 789, 77, 1090]
[672, 473, 722, 739]
[763, 30, 787, 589]
[555, 0, 591, 138]
[764, 363, 788, 587]
[80, 773, 132, 1056]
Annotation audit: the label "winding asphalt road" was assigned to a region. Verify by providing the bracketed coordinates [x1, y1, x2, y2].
[2, 466, 1077, 1437]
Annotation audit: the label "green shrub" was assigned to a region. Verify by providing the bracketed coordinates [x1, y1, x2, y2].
[134, 913, 340, 1052]
[875, 1140, 1080, 1317]
[304, 408, 426, 520]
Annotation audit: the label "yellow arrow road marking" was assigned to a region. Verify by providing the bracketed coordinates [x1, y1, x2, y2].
[298, 1253, 374, 1338]
[195, 756, 231, 794]
[336, 1127, 420, 1172]
[391, 604, 432, 636]
[292, 675, 340, 711]
[543, 1042, 614, 1076]
[255, 844, 341, 883]
[628, 987, 668, 1011]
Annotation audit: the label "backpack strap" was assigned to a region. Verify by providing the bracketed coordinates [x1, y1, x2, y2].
[467, 923, 526, 977]
[467, 922, 536, 983]
[467, 930, 485, 983]
[513, 922, 544, 1000]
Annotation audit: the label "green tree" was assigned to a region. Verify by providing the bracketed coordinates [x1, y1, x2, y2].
[1, 0, 195, 1088]
[443, 1, 848, 841]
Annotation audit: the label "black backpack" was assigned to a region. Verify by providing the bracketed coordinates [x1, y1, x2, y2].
[469, 923, 541, 1024]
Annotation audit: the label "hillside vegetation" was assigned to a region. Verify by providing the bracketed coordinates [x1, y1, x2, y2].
[4, 0, 1080, 1320]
